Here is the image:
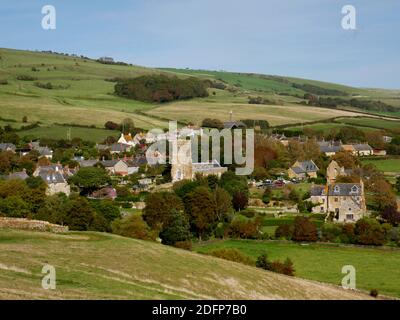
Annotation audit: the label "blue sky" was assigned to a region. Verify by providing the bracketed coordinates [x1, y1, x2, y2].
[1, 0, 399, 88]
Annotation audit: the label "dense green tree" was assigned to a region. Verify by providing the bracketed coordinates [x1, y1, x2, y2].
[184, 186, 217, 240]
[69, 167, 111, 194]
[0, 196, 30, 217]
[63, 196, 96, 231]
[159, 210, 191, 246]
[143, 192, 183, 231]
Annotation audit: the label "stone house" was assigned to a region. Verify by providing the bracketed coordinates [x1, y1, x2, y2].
[310, 161, 367, 223]
[33, 164, 70, 196]
[317, 140, 343, 157]
[287, 160, 319, 180]
[171, 139, 227, 182]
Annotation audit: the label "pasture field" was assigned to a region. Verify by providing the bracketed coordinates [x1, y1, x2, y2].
[361, 158, 400, 173]
[146, 100, 363, 126]
[285, 122, 376, 132]
[0, 229, 372, 300]
[335, 117, 400, 131]
[194, 240, 400, 298]
[18, 125, 118, 143]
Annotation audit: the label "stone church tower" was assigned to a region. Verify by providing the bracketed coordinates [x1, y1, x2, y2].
[171, 139, 193, 182]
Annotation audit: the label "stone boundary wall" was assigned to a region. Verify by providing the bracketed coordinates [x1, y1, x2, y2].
[0, 217, 68, 233]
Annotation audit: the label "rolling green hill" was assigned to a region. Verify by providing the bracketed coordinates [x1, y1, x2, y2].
[0, 229, 375, 300]
[0, 47, 399, 142]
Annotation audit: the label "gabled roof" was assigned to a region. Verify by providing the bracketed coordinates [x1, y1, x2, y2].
[0, 143, 16, 151]
[310, 185, 326, 196]
[291, 160, 319, 173]
[223, 121, 246, 129]
[353, 144, 373, 151]
[328, 183, 362, 196]
[110, 143, 130, 152]
[38, 171, 67, 184]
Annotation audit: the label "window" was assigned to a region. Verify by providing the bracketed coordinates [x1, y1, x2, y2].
[334, 197, 338, 202]
[334, 185, 340, 193]
[346, 214, 354, 220]
[320, 207, 324, 212]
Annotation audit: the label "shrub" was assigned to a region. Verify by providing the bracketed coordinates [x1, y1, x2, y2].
[240, 209, 256, 218]
[227, 217, 262, 239]
[35, 82, 53, 89]
[111, 214, 156, 241]
[256, 254, 295, 276]
[275, 224, 294, 240]
[292, 216, 318, 242]
[16, 75, 37, 81]
[174, 240, 192, 250]
[0, 79, 8, 85]
[201, 118, 224, 129]
[208, 248, 254, 266]
[370, 289, 379, 298]
[355, 218, 385, 246]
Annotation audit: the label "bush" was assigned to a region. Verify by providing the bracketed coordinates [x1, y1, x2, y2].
[292, 216, 318, 242]
[240, 209, 256, 218]
[201, 118, 224, 129]
[0, 79, 8, 85]
[111, 214, 156, 241]
[16, 75, 37, 81]
[370, 289, 379, 298]
[208, 248, 254, 266]
[355, 218, 385, 246]
[256, 254, 295, 276]
[227, 217, 262, 239]
[275, 224, 294, 240]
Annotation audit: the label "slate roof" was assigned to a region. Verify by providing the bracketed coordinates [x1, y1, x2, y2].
[78, 159, 98, 167]
[7, 171, 29, 180]
[35, 146, 53, 156]
[291, 160, 319, 173]
[223, 121, 246, 129]
[0, 143, 16, 151]
[328, 183, 362, 196]
[310, 185, 326, 196]
[110, 143, 130, 152]
[38, 171, 67, 184]
[353, 144, 373, 151]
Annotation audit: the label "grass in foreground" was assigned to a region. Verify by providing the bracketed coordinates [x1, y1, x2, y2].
[0, 229, 373, 300]
[194, 240, 400, 298]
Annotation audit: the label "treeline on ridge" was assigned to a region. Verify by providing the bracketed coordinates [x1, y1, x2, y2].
[114, 75, 209, 103]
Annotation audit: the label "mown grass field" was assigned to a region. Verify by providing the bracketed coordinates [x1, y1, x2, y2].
[335, 117, 400, 131]
[361, 158, 400, 173]
[18, 125, 118, 143]
[285, 122, 376, 133]
[146, 100, 363, 127]
[0, 229, 373, 300]
[194, 240, 400, 298]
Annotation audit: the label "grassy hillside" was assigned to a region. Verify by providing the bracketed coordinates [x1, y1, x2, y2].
[195, 240, 400, 298]
[0, 229, 374, 300]
[1, 48, 399, 141]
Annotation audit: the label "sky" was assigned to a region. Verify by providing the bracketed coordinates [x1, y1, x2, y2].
[1, 0, 399, 89]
